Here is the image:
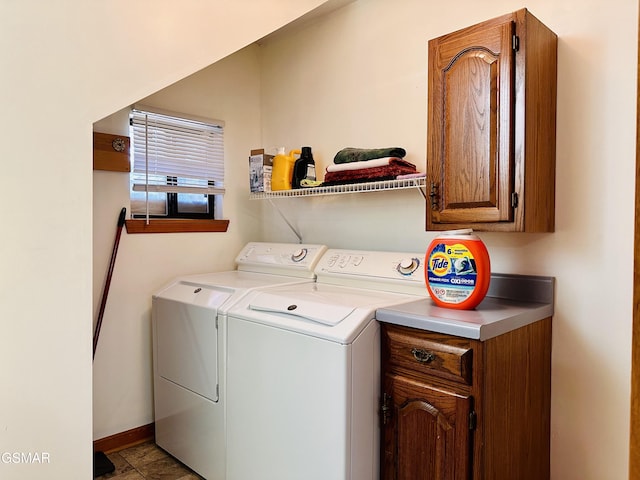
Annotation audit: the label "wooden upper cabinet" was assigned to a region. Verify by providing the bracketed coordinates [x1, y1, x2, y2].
[427, 9, 557, 232]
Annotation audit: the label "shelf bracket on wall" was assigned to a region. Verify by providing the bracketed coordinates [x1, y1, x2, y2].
[267, 198, 303, 243]
[252, 178, 427, 243]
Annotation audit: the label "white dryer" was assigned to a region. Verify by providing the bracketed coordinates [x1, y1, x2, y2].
[225, 249, 429, 480]
[152, 242, 327, 480]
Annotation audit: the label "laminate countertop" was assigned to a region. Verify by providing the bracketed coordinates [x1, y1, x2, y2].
[376, 273, 555, 341]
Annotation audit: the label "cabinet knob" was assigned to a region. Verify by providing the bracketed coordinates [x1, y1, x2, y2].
[411, 348, 435, 364]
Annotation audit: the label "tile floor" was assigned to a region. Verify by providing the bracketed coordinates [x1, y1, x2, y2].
[96, 441, 204, 480]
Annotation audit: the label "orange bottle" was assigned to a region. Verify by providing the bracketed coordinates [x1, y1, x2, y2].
[425, 229, 490, 310]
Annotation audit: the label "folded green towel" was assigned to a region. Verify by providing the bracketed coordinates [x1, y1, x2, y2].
[333, 147, 406, 164]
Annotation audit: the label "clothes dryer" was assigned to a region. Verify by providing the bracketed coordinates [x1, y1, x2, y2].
[225, 249, 429, 480]
[152, 242, 327, 479]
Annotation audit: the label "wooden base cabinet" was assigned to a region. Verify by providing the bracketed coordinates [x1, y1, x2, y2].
[381, 319, 551, 480]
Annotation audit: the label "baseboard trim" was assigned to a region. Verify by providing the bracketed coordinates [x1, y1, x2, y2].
[94, 423, 155, 454]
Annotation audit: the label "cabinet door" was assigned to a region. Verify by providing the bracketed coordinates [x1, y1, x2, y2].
[427, 16, 515, 226]
[382, 373, 473, 480]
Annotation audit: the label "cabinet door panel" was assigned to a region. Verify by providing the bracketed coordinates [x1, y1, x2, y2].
[383, 374, 472, 480]
[428, 19, 515, 225]
[443, 49, 499, 210]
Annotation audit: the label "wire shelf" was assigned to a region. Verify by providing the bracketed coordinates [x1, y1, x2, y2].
[249, 177, 426, 199]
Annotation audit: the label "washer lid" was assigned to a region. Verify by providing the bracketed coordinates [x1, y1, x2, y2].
[249, 291, 355, 326]
[155, 281, 234, 309]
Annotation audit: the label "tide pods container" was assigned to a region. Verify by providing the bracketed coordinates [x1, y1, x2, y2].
[425, 229, 490, 310]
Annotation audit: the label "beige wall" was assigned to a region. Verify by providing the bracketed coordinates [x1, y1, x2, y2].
[0, 1, 331, 478]
[255, 1, 638, 479]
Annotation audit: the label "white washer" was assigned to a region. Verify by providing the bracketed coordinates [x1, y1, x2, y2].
[225, 249, 429, 480]
[152, 242, 327, 480]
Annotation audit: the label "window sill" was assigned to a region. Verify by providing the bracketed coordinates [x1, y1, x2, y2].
[125, 219, 229, 234]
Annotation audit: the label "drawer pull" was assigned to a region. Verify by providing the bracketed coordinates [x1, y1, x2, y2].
[411, 348, 435, 364]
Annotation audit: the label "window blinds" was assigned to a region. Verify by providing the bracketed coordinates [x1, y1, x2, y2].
[130, 107, 226, 195]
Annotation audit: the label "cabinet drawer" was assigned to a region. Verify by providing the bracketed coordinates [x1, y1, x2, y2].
[383, 325, 473, 385]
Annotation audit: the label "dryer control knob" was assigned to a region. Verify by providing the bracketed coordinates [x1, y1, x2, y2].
[397, 257, 419, 275]
[291, 248, 308, 262]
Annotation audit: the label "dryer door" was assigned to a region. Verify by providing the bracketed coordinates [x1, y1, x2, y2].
[154, 283, 230, 402]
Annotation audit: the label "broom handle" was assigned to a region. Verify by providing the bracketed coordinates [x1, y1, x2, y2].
[93, 208, 127, 360]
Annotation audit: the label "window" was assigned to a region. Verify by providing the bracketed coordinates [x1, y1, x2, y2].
[129, 106, 225, 221]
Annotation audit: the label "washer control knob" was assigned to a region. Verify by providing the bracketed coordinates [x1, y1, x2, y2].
[397, 257, 420, 275]
[291, 248, 308, 262]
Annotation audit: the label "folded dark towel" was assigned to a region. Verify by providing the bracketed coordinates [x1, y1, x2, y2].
[333, 147, 407, 164]
[323, 159, 417, 185]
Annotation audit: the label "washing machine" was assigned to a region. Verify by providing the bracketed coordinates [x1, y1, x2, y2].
[152, 242, 327, 480]
[225, 248, 429, 480]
